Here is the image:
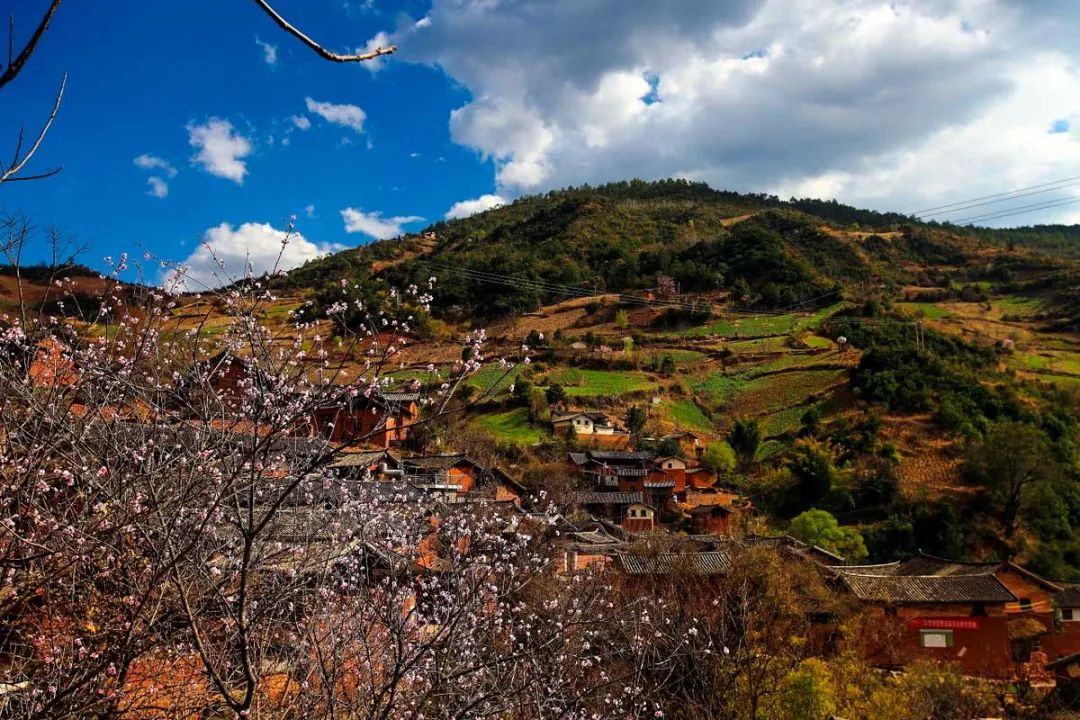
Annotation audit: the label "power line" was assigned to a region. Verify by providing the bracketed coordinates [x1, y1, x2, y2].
[909, 175, 1080, 215]
[916, 181, 1080, 219]
[952, 196, 1080, 225]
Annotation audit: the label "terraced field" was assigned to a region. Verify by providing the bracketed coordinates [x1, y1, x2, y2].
[544, 367, 661, 398]
[472, 407, 543, 446]
[694, 368, 847, 418]
[664, 398, 714, 432]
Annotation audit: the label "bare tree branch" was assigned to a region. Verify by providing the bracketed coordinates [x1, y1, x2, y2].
[0, 0, 62, 90]
[0, 72, 65, 185]
[250, 0, 396, 63]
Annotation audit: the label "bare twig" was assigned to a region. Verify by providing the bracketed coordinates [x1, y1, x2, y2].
[0, 0, 62, 90]
[0, 72, 65, 184]
[249, 0, 396, 63]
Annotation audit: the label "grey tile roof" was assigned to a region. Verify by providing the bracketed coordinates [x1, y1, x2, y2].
[643, 478, 675, 488]
[836, 571, 1017, 603]
[619, 551, 734, 577]
[609, 466, 648, 477]
[1056, 585, 1080, 608]
[574, 491, 644, 506]
[331, 450, 399, 468]
[379, 392, 421, 403]
[404, 454, 481, 471]
[894, 556, 998, 577]
[588, 450, 655, 462]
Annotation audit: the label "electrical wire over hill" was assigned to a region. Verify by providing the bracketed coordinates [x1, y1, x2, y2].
[910, 176, 1080, 225]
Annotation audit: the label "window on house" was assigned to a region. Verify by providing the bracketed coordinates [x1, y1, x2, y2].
[1063, 608, 1078, 621]
[919, 630, 954, 648]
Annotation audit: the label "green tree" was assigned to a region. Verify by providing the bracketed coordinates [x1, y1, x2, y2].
[965, 421, 1061, 538]
[785, 441, 837, 514]
[701, 441, 736, 479]
[729, 418, 760, 467]
[625, 406, 647, 437]
[527, 386, 549, 424]
[789, 508, 867, 562]
[544, 383, 567, 405]
[658, 354, 677, 376]
[614, 309, 629, 329]
[770, 658, 836, 720]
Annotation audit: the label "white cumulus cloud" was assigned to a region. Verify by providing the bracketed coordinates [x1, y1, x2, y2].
[290, 114, 312, 130]
[169, 222, 344, 290]
[390, 0, 1080, 225]
[255, 37, 278, 65]
[305, 97, 366, 133]
[444, 194, 505, 219]
[187, 118, 253, 185]
[145, 176, 169, 199]
[341, 207, 424, 239]
[134, 154, 177, 177]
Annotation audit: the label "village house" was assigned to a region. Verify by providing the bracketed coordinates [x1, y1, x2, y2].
[1057, 586, 1080, 657]
[572, 490, 655, 533]
[568, 449, 654, 490]
[330, 449, 402, 479]
[309, 391, 420, 447]
[551, 411, 631, 447]
[400, 454, 524, 505]
[828, 553, 1069, 680]
[657, 430, 705, 458]
[553, 519, 626, 574]
[688, 504, 735, 536]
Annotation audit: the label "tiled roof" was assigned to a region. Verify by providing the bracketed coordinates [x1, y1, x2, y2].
[379, 392, 421, 403]
[1057, 586, 1080, 608]
[608, 466, 648, 477]
[331, 450, 398, 468]
[836, 571, 1016, 603]
[552, 411, 614, 424]
[404, 454, 480, 471]
[894, 556, 998, 577]
[643, 478, 675, 488]
[574, 491, 643, 506]
[892, 554, 1061, 591]
[588, 450, 655, 462]
[619, 551, 734, 577]
[568, 452, 591, 465]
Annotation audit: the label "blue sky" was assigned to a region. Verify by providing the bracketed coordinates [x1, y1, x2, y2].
[2, 0, 487, 277]
[4, 1, 1080, 282]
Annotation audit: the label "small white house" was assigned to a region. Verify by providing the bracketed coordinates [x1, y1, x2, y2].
[551, 411, 622, 436]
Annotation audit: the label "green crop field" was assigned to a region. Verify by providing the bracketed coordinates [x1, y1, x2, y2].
[642, 348, 708, 365]
[465, 363, 526, 400]
[665, 398, 713, 431]
[676, 301, 849, 338]
[1011, 352, 1080, 377]
[473, 407, 544, 445]
[898, 302, 953, 320]
[545, 368, 660, 397]
[994, 295, 1047, 315]
[695, 368, 846, 416]
[693, 372, 751, 407]
[761, 404, 814, 438]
